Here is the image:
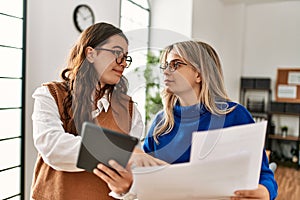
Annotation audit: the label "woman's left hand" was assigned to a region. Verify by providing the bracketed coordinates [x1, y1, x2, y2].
[230, 184, 270, 200]
[93, 160, 133, 194]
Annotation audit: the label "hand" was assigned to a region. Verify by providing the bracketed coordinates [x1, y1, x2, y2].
[129, 147, 168, 167]
[230, 184, 270, 200]
[93, 160, 133, 194]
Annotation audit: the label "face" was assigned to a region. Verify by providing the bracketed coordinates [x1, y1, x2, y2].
[163, 51, 201, 98]
[86, 34, 129, 87]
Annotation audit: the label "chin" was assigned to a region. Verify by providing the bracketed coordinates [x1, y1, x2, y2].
[165, 87, 174, 93]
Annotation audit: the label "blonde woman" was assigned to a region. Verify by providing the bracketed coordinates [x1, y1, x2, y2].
[143, 40, 278, 200]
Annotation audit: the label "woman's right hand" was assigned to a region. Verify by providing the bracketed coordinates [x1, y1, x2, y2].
[129, 147, 168, 167]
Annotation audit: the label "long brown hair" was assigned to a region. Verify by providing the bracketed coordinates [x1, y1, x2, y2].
[60, 22, 129, 133]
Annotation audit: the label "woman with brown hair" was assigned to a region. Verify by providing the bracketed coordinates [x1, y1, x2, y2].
[31, 22, 163, 200]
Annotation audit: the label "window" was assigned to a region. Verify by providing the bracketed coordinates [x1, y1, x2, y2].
[120, 0, 152, 133]
[0, 0, 25, 199]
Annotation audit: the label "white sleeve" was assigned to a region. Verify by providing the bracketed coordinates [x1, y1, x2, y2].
[109, 177, 137, 200]
[32, 86, 83, 172]
[128, 103, 145, 148]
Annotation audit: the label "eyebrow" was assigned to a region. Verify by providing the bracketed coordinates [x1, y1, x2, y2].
[166, 58, 185, 63]
[112, 45, 128, 54]
[112, 45, 124, 51]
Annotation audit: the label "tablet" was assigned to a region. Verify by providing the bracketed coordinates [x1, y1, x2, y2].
[76, 122, 139, 172]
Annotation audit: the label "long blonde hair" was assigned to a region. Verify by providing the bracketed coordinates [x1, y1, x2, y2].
[153, 40, 234, 143]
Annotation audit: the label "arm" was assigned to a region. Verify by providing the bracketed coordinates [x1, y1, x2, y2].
[92, 105, 139, 199]
[258, 150, 278, 199]
[129, 106, 167, 167]
[231, 151, 277, 200]
[32, 86, 83, 172]
[94, 107, 166, 199]
[142, 111, 162, 155]
[230, 104, 278, 199]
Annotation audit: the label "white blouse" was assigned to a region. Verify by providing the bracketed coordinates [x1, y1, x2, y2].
[32, 86, 144, 172]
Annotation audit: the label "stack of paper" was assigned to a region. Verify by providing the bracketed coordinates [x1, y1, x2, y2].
[133, 121, 267, 200]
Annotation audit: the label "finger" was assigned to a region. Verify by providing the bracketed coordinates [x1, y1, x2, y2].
[154, 157, 169, 165]
[96, 163, 120, 181]
[109, 160, 127, 174]
[146, 158, 164, 167]
[230, 197, 248, 200]
[93, 167, 112, 183]
[234, 190, 256, 198]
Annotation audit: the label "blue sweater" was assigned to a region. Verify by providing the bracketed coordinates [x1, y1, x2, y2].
[143, 102, 278, 200]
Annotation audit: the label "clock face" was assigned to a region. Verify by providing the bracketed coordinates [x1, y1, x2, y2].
[73, 4, 95, 32]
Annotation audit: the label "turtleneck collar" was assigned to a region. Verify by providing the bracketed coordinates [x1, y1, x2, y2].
[173, 101, 207, 119]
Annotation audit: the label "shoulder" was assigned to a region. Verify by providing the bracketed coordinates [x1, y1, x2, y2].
[42, 81, 68, 93]
[226, 101, 254, 123]
[40, 81, 69, 106]
[151, 110, 164, 124]
[32, 85, 52, 98]
[228, 102, 251, 114]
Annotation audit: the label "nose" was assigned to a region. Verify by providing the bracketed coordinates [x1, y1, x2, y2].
[163, 67, 171, 75]
[119, 57, 127, 68]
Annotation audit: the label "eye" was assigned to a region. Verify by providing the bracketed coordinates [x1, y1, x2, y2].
[113, 50, 122, 57]
[174, 62, 181, 68]
[160, 63, 168, 69]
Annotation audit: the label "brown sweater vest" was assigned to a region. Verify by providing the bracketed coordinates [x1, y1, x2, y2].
[31, 82, 133, 200]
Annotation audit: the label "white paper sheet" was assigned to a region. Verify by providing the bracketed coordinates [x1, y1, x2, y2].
[133, 121, 267, 200]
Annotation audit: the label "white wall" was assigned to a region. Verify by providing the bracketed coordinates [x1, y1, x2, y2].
[191, 0, 245, 101]
[149, 0, 193, 38]
[243, 1, 300, 97]
[25, 1, 120, 199]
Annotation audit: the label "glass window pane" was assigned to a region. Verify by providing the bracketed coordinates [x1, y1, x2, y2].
[0, 138, 21, 170]
[121, 0, 150, 128]
[0, 79, 22, 108]
[131, 0, 149, 9]
[0, 47, 22, 78]
[121, 0, 149, 32]
[0, 167, 20, 199]
[0, 15, 23, 48]
[0, 0, 23, 18]
[0, 109, 21, 140]
[9, 195, 21, 200]
[9, 196, 21, 200]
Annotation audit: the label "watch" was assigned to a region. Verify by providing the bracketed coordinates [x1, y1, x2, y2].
[73, 4, 95, 32]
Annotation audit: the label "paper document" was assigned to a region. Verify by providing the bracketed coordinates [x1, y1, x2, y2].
[133, 121, 267, 200]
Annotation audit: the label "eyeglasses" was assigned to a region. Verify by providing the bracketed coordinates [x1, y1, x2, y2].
[94, 48, 132, 68]
[160, 60, 187, 72]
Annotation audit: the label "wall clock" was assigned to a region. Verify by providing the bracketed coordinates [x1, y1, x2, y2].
[73, 4, 95, 32]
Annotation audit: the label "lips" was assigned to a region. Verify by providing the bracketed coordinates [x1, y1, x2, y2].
[164, 79, 174, 83]
[113, 69, 124, 76]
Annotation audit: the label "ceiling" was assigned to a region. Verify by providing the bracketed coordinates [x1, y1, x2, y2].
[221, 0, 299, 5]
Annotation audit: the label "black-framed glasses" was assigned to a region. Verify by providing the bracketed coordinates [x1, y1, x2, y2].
[160, 60, 187, 72]
[95, 48, 132, 68]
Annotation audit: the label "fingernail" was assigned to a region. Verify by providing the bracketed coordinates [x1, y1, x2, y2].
[108, 160, 115, 165]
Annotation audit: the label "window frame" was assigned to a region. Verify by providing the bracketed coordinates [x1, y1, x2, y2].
[0, 0, 26, 199]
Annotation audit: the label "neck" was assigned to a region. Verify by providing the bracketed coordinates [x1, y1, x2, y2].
[177, 89, 200, 106]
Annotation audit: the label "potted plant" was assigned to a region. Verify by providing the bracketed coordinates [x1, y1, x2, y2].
[280, 126, 288, 137]
[133, 50, 163, 135]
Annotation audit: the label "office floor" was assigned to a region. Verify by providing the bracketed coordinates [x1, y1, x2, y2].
[274, 165, 300, 200]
